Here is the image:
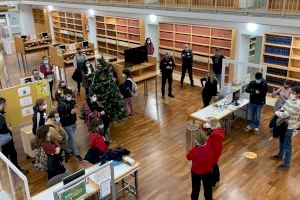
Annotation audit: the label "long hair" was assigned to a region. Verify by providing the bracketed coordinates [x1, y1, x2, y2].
[34, 98, 45, 110]
[36, 125, 50, 147]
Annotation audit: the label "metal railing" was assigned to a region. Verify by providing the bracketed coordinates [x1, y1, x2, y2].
[4, 0, 300, 17]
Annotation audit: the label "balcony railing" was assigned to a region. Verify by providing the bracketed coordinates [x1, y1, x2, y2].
[5, 0, 300, 17]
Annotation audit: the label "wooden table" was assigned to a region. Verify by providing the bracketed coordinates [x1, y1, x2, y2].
[190, 98, 249, 134]
[31, 161, 141, 200]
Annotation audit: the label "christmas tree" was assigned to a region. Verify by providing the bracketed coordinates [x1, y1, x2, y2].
[89, 57, 127, 120]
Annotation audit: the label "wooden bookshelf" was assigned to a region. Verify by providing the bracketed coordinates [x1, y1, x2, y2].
[267, 0, 300, 12]
[95, 15, 145, 59]
[52, 11, 87, 44]
[158, 22, 236, 82]
[261, 33, 300, 92]
[159, 0, 238, 9]
[32, 8, 50, 34]
[49, 42, 95, 68]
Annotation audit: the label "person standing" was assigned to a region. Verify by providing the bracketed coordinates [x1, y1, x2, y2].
[72, 48, 87, 95]
[82, 61, 95, 96]
[119, 69, 134, 116]
[145, 37, 154, 56]
[39, 56, 54, 100]
[160, 52, 175, 99]
[271, 86, 300, 169]
[272, 80, 291, 112]
[55, 80, 68, 102]
[32, 98, 48, 135]
[187, 131, 214, 200]
[245, 72, 268, 134]
[57, 88, 82, 161]
[201, 72, 218, 107]
[0, 97, 28, 174]
[180, 44, 194, 87]
[211, 48, 225, 88]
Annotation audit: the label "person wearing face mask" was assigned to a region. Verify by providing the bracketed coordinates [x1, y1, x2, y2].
[145, 37, 154, 56]
[119, 69, 134, 116]
[201, 72, 218, 107]
[39, 56, 54, 100]
[0, 97, 29, 175]
[270, 86, 300, 169]
[57, 88, 82, 161]
[211, 48, 225, 89]
[84, 117, 109, 164]
[32, 69, 42, 81]
[32, 98, 48, 135]
[45, 110, 68, 158]
[245, 72, 268, 134]
[160, 52, 175, 99]
[180, 44, 194, 87]
[82, 61, 95, 96]
[72, 48, 87, 95]
[272, 80, 291, 112]
[55, 80, 68, 102]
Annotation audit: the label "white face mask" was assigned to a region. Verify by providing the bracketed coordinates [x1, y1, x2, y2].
[122, 74, 126, 78]
[43, 59, 49, 65]
[99, 124, 104, 129]
[91, 96, 97, 102]
[289, 94, 297, 100]
[66, 96, 72, 101]
[147, 40, 150, 44]
[255, 79, 261, 84]
[43, 104, 47, 110]
[203, 123, 211, 129]
[55, 117, 60, 123]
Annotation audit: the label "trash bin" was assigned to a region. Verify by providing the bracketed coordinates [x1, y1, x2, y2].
[20, 125, 36, 158]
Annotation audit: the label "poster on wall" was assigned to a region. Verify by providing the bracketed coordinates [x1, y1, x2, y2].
[18, 86, 31, 97]
[36, 81, 49, 98]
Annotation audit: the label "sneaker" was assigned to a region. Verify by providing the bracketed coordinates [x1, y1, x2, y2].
[128, 112, 134, 117]
[244, 125, 253, 132]
[162, 95, 165, 99]
[276, 164, 289, 170]
[191, 84, 195, 87]
[254, 128, 260, 134]
[270, 155, 283, 160]
[180, 83, 183, 87]
[168, 94, 175, 98]
[75, 155, 83, 162]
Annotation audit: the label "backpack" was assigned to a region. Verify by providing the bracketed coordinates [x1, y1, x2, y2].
[128, 78, 138, 97]
[33, 147, 48, 171]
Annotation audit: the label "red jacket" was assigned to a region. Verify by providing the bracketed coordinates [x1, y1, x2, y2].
[42, 140, 60, 155]
[88, 133, 108, 154]
[147, 43, 154, 55]
[40, 64, 53, 77]
[207, 128, 225, 164]
[186, 142, 214, 175]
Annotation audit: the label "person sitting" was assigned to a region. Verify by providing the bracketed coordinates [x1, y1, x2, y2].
[84, 117, 108, 164]
[32, 69, 42, 81]
[45, 111, 69, 159]
[187, 131, 214, 200]
[36, 125, 66, 180]
[201, 72, 218, 107]
[32, 98, 48, 135]
[203, 118, 225, 188]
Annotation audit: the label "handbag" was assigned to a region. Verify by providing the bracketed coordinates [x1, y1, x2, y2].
[0, 133, 12, 146]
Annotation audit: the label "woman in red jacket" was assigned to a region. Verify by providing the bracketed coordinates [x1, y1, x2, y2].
[204, 118, 225, 188]
[187, 131, 214, 200]
[39, 56, 54, 100]
[145, 37, 154, 56]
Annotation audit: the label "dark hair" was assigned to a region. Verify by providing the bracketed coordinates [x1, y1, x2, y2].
[89, 117, 104, 135]
[42, 56, 47, 60]
[0, 97, 6, 105]
[34, 98, 45, 109]
[145, 37, 151, 45]
[122, 69, 132, 78]
[48, 110, 58, 119]
[283, 80, 291, 86]
[32, 69, 38, 73]
[255, 72, 262, 80]
[64, 88, 73, 95]
[292, 86, 300, 95]
[36, 125, 49, 147]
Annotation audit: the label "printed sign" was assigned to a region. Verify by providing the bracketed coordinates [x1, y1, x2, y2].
[36, 80, 49, 98]
[18, 86, 31, 97]
[60, 180, 87, 200]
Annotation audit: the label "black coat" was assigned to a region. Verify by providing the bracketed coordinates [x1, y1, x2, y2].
[32, 107, 47, 135]
[181, 49, 193, 64]
[160, 57, 175, 75]
[0, 112, 11, 135]
[246, 79, 268, 105]
[58, 99, 77, 127]
[201, 77, 218, 97]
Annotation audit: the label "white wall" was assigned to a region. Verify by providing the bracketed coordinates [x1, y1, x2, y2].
[19, 4, 35, 35]
[87, 16, 97, 47]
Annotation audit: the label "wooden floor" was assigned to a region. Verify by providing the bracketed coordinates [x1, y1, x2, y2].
[3, 49, 300, 200]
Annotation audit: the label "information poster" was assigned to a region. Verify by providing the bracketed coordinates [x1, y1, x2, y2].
[59, 180, 87, 200]
[36, 81, 49, 98]
[19, 96, 32, 107]
[18, 86, 31, 97]
[21, 106, 34, 117]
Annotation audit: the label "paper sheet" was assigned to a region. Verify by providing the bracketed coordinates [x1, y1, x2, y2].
[19, 96, 33, 107]
[21, 106, 33, 117]
[18, 86, 31, 97]
[100, 178, 111, 198]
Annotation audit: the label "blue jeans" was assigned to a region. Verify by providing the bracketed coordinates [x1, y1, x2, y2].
[278, 129, 293, 166]
[63, 124, 79, 156]
[248, 103, 263, 128]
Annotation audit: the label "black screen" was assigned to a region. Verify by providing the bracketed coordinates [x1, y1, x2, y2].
[82, 41, 89, 48]
[60, 45, 66, 50]
[232, 90, 240, 102]
[21, 35, 27, 39]
[62, 169, 85, 185]
[124, 45, 148, 67]
[41, 32, 48, 38]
